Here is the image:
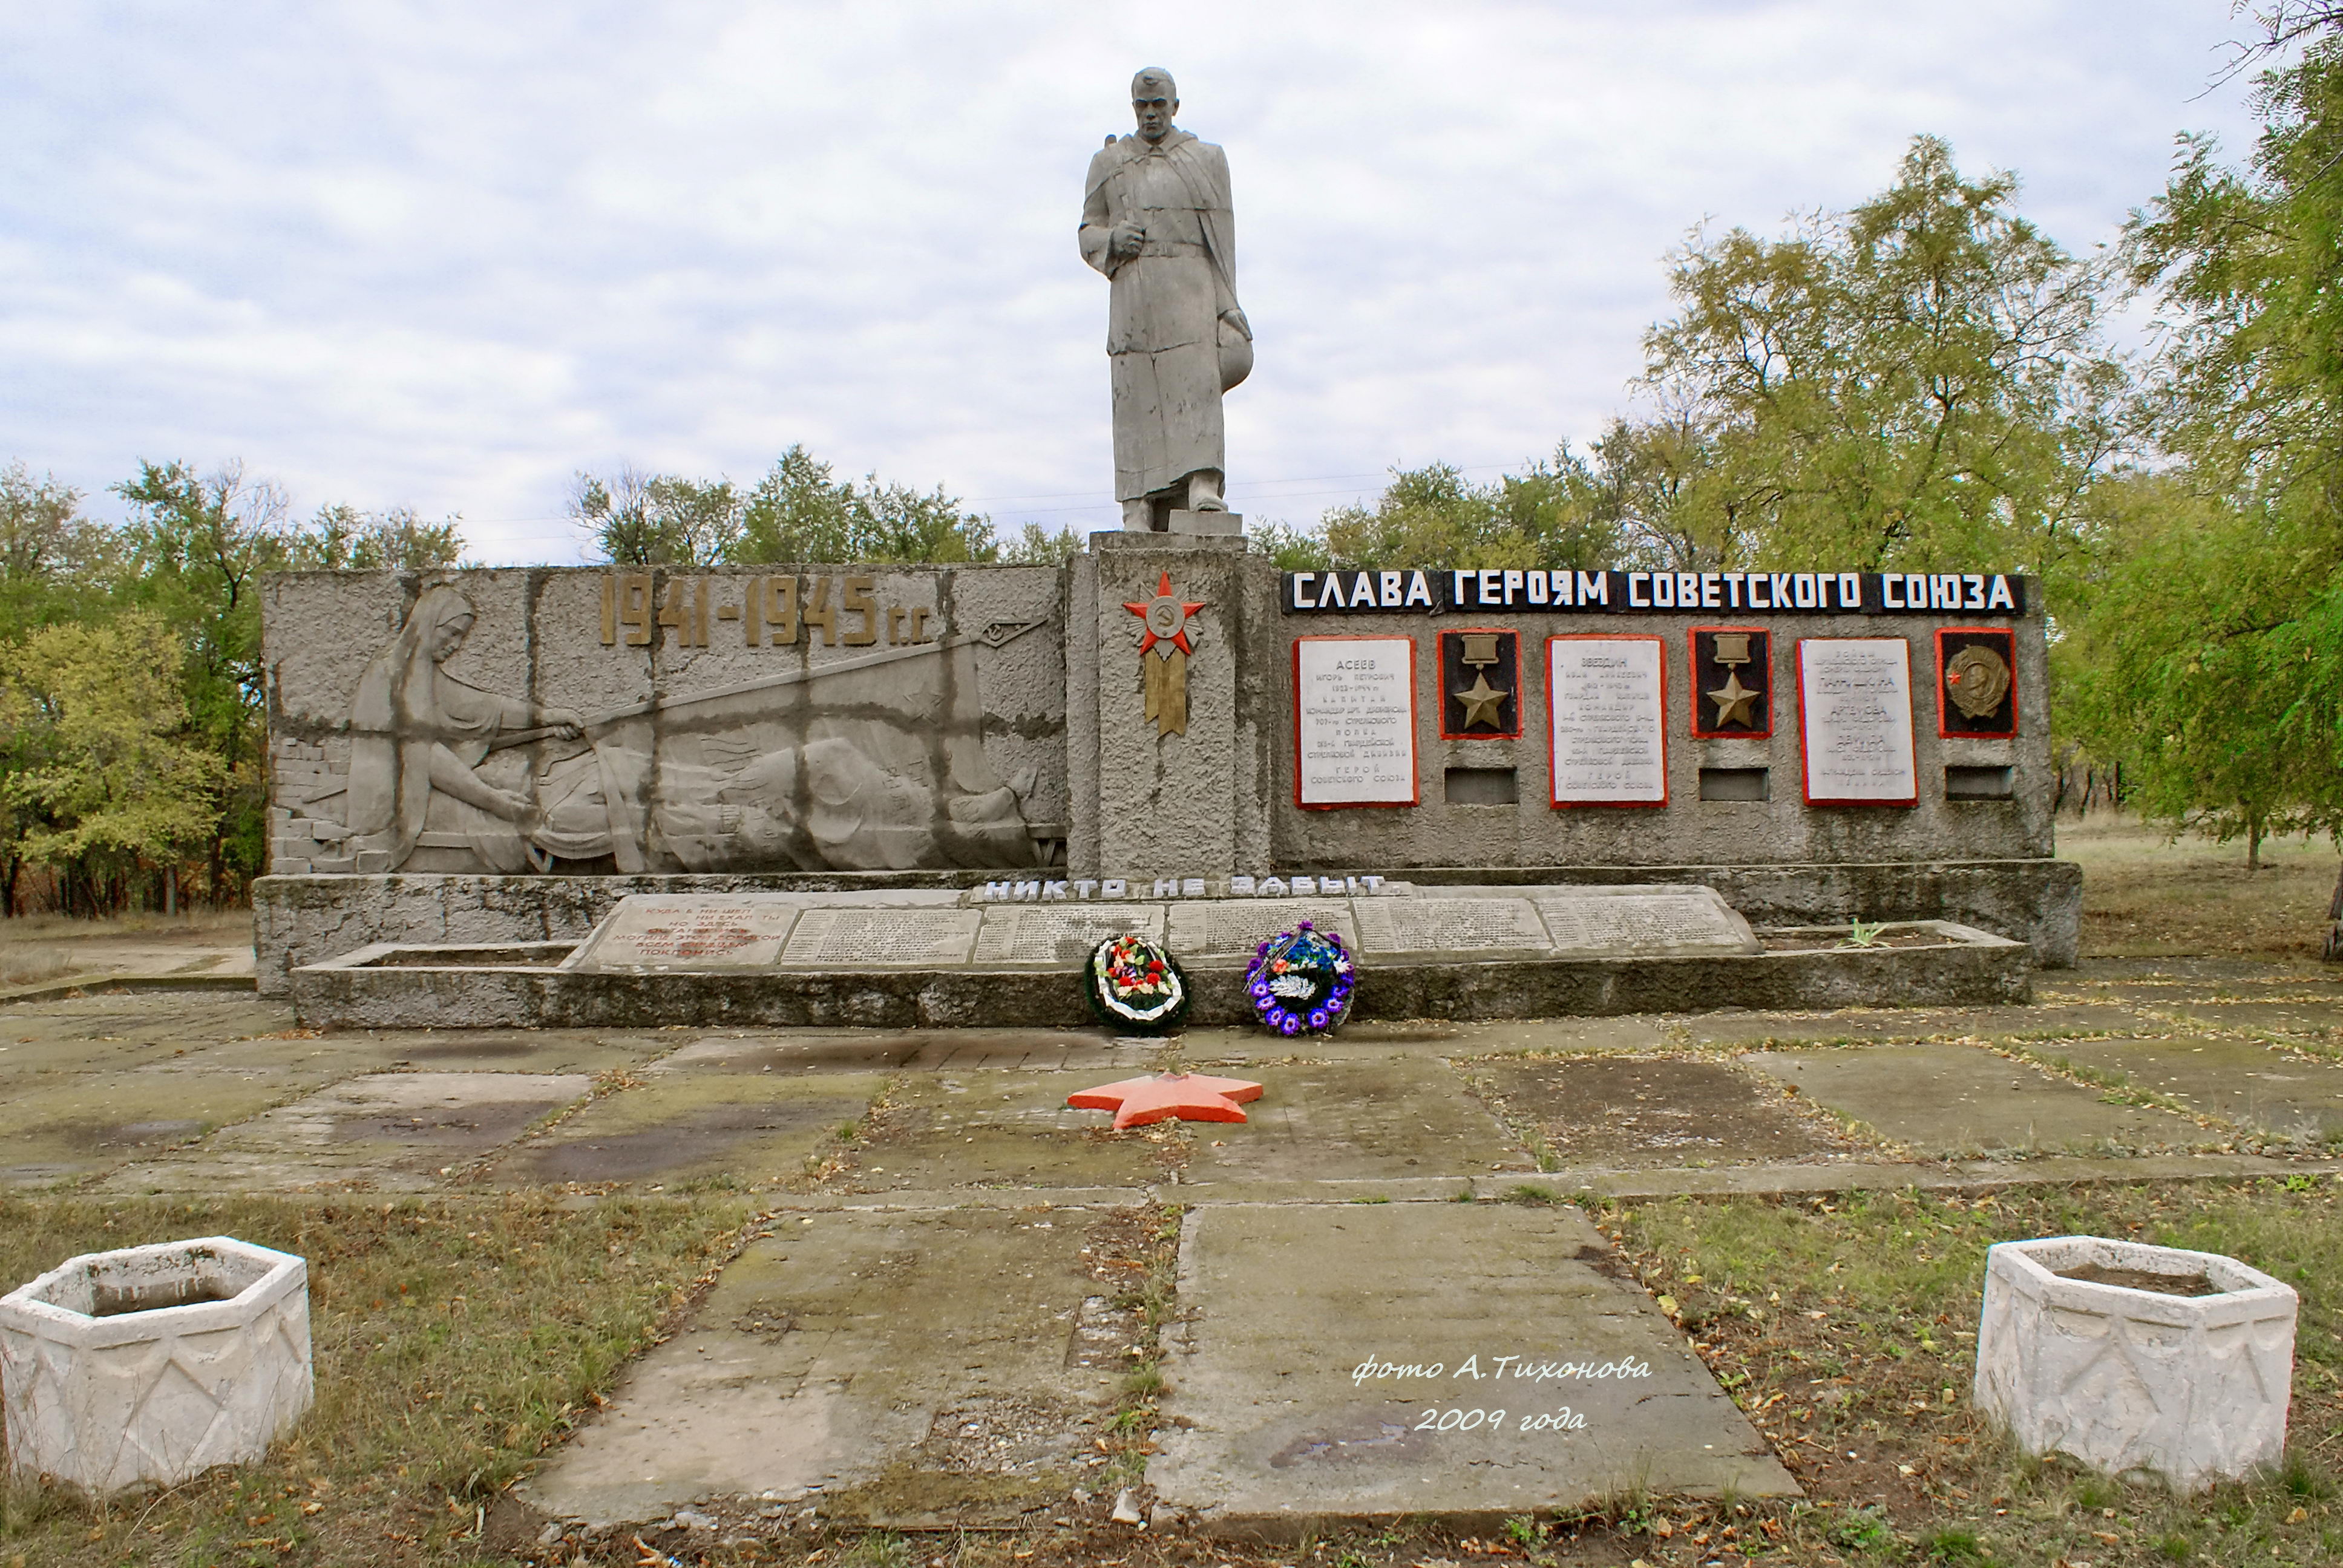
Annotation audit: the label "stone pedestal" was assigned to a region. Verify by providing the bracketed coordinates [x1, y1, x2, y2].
[1, 1236, 312, 1497]
[1165, 509, 1243, 537]
[1067, 532, 1277, 879]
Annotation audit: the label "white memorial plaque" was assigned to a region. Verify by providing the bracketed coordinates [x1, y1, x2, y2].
[1294, 637, 1417, 806]
[1533, 890, 1759, 955]
[1350, 897, 1551, 956]
[1547, 636, 1667, 805]
[778, 907, 981, 967]
[570, 895, 799, 971]
[972, 906, 1164, 965]
[1797, 638, 1918, 805]
[1167, 899, 1354, 958]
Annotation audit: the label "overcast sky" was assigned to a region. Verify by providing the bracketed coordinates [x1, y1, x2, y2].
[0, 1, 2273, 563]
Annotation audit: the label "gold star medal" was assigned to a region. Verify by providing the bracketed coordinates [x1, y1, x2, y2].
[1707, 669, 1761, 730]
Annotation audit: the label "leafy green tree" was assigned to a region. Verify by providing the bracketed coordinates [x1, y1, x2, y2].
[285, 503, 467, 571]
[729, 445, 999, 564]
[1313, 454, 1621, 571]
[1000, 522, 1084, 566]
[1641, 135, 2126, 586]
[0, 612, 226, 916]
[0, 462, 115, 642]
[108, 460, 290, 900]
[2076, 5, 2343, 896]
[571, 468, 744, 567]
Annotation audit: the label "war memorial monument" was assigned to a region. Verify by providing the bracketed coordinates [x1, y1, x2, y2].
[253, 66, 2068, 1025]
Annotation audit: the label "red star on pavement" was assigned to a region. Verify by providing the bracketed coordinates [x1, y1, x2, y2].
[1123, 572, 1205, 657]
[1066, 1071, 1263, 1130]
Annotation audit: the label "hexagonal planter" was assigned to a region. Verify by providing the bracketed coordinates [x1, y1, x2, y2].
[0, 1236, 312, 1497]
[1974, 1235, 2296, 1491]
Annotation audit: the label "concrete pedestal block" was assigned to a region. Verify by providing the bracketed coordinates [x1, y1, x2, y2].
[1, 1236, 312, 1497]
[1974, 1236, 2296, 1491]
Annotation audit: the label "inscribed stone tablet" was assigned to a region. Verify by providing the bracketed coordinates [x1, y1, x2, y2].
[1167, 900, 1354, 959]
[571, 895, 799, 971]
[1797, 638, 1918, 805]
[1534, 892, 1758, 955]
[1294, 637, 1417, 806]
[1351, 897, 1551, 956]
[971, 905, 1166, 965]
[779, 907, 981, 967]
[1547, 636, 1666, 804]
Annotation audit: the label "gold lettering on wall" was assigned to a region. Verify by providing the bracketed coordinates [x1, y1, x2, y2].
[594, 572, 939, 650]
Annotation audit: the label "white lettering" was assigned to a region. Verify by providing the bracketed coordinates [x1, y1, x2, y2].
[1527, 570, 1550, 606]
[1380, 570, 1403, 608]
[1628, 571, 1651, 607]
[1291, 572, 1316, 610]
[1101, 878, 1127, 898]
[1987, 574, 2016, 610]
[1228, 875, 1256, 896]
[1405, 570, 1434, 608]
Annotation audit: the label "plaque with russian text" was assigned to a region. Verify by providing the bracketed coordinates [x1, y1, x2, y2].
[1546, 636, 1668, 806]
[1294, 636, 1418, 807]
[1797, 638, 1919, 805]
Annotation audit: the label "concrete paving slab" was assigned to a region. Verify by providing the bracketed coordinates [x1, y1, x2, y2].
[1148, 1201, 1796, 1532]
[850, 1071, 1173, 1192]
[493, 1070, 887, 1187]
[0, 995, 293, 1076]
[1466, 1056, 1875, 1168]
[0, 1067, 295, 1187]
[1180, 1059, 1534, 1184]
[2143, 1000, 2343, 1044]
[1674, 1003, 2152, 1048]
[520, 1205, 1127, 1528]
[94, 1070, 589, 1193]
[2033, 1036, 2343, 1142]
[1742, 1042, 2207, 1156]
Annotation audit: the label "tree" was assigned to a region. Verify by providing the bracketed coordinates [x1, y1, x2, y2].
[730, 445, 1000, 565]
[1311, 454, 1622, 572]
[0, 462, 114, 642]
[108, 460, 289, 901]
[1641, 136, 2126, 588]
[571, 468, 743, 567]
[0, 613, 226, 916]
[2080, 4, 2343, 903]
[285, 503, 467, 571]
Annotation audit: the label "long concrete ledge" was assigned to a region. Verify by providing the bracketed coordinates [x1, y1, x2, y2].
[288, 925, 2027, 1028]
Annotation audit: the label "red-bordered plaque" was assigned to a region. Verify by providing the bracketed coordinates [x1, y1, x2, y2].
[1795, 637, 1918, 806]
[1934, 627, 2019, 738]
[1687, 626, 1772, 739]
[1293, 636, 1419, 808]
[1437, 627, 1522, 739]
[1545, 633, 1668, 807]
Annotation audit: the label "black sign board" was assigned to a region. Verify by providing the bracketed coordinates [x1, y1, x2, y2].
[1281, 567, 2031, 618]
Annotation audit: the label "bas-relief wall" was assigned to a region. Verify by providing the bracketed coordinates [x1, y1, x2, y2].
[263, 567, 1067, 878]
[1264, 607, 2051, 870]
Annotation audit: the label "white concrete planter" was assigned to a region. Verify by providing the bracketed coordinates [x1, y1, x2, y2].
[1974, 1235, 2296, 1491]
[0, 1236, 312, 1497]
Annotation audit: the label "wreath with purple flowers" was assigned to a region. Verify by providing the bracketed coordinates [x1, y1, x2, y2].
[1244, 921, 1356, 1035]
[1084, 932, 1191, 1032]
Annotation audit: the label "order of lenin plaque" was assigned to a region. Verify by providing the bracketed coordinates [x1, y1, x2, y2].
[1546, 635, 1668, 806]
[1294, 636, 1418, 806]
[1796, 637, 1918, 805]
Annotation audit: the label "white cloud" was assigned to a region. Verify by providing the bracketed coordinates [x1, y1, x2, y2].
[0, 0, 2268, 560]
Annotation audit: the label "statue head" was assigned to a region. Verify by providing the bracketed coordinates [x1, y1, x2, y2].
[1131, 68, 1176, 143]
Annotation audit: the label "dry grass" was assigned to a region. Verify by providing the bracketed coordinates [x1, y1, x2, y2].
[2062, 815, 2343, 961]
[0, 1192, 752, 1567]
[0, 910, 248, 948]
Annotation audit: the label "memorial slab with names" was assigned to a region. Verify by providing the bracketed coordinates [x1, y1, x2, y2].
[1349, 896, 1552, 958]
[1797, 637, 1919, 806]
[1294, 636, 1417, 806]
[566, 895, 802, 972]
[778, 907, 983, 968]
[971, 904, 1165, 965]
[1531, 886, 1761, 956]
[1167, 898, 1357, 961]
[1546, 635, 1667, 805]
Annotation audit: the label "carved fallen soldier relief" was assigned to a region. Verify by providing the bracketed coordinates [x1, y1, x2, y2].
[290, 577, 1049, 877]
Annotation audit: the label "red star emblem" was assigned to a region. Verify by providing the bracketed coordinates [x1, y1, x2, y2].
[1066, 1071, 1263, 1130]
[1124, 572, 1205, 657]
